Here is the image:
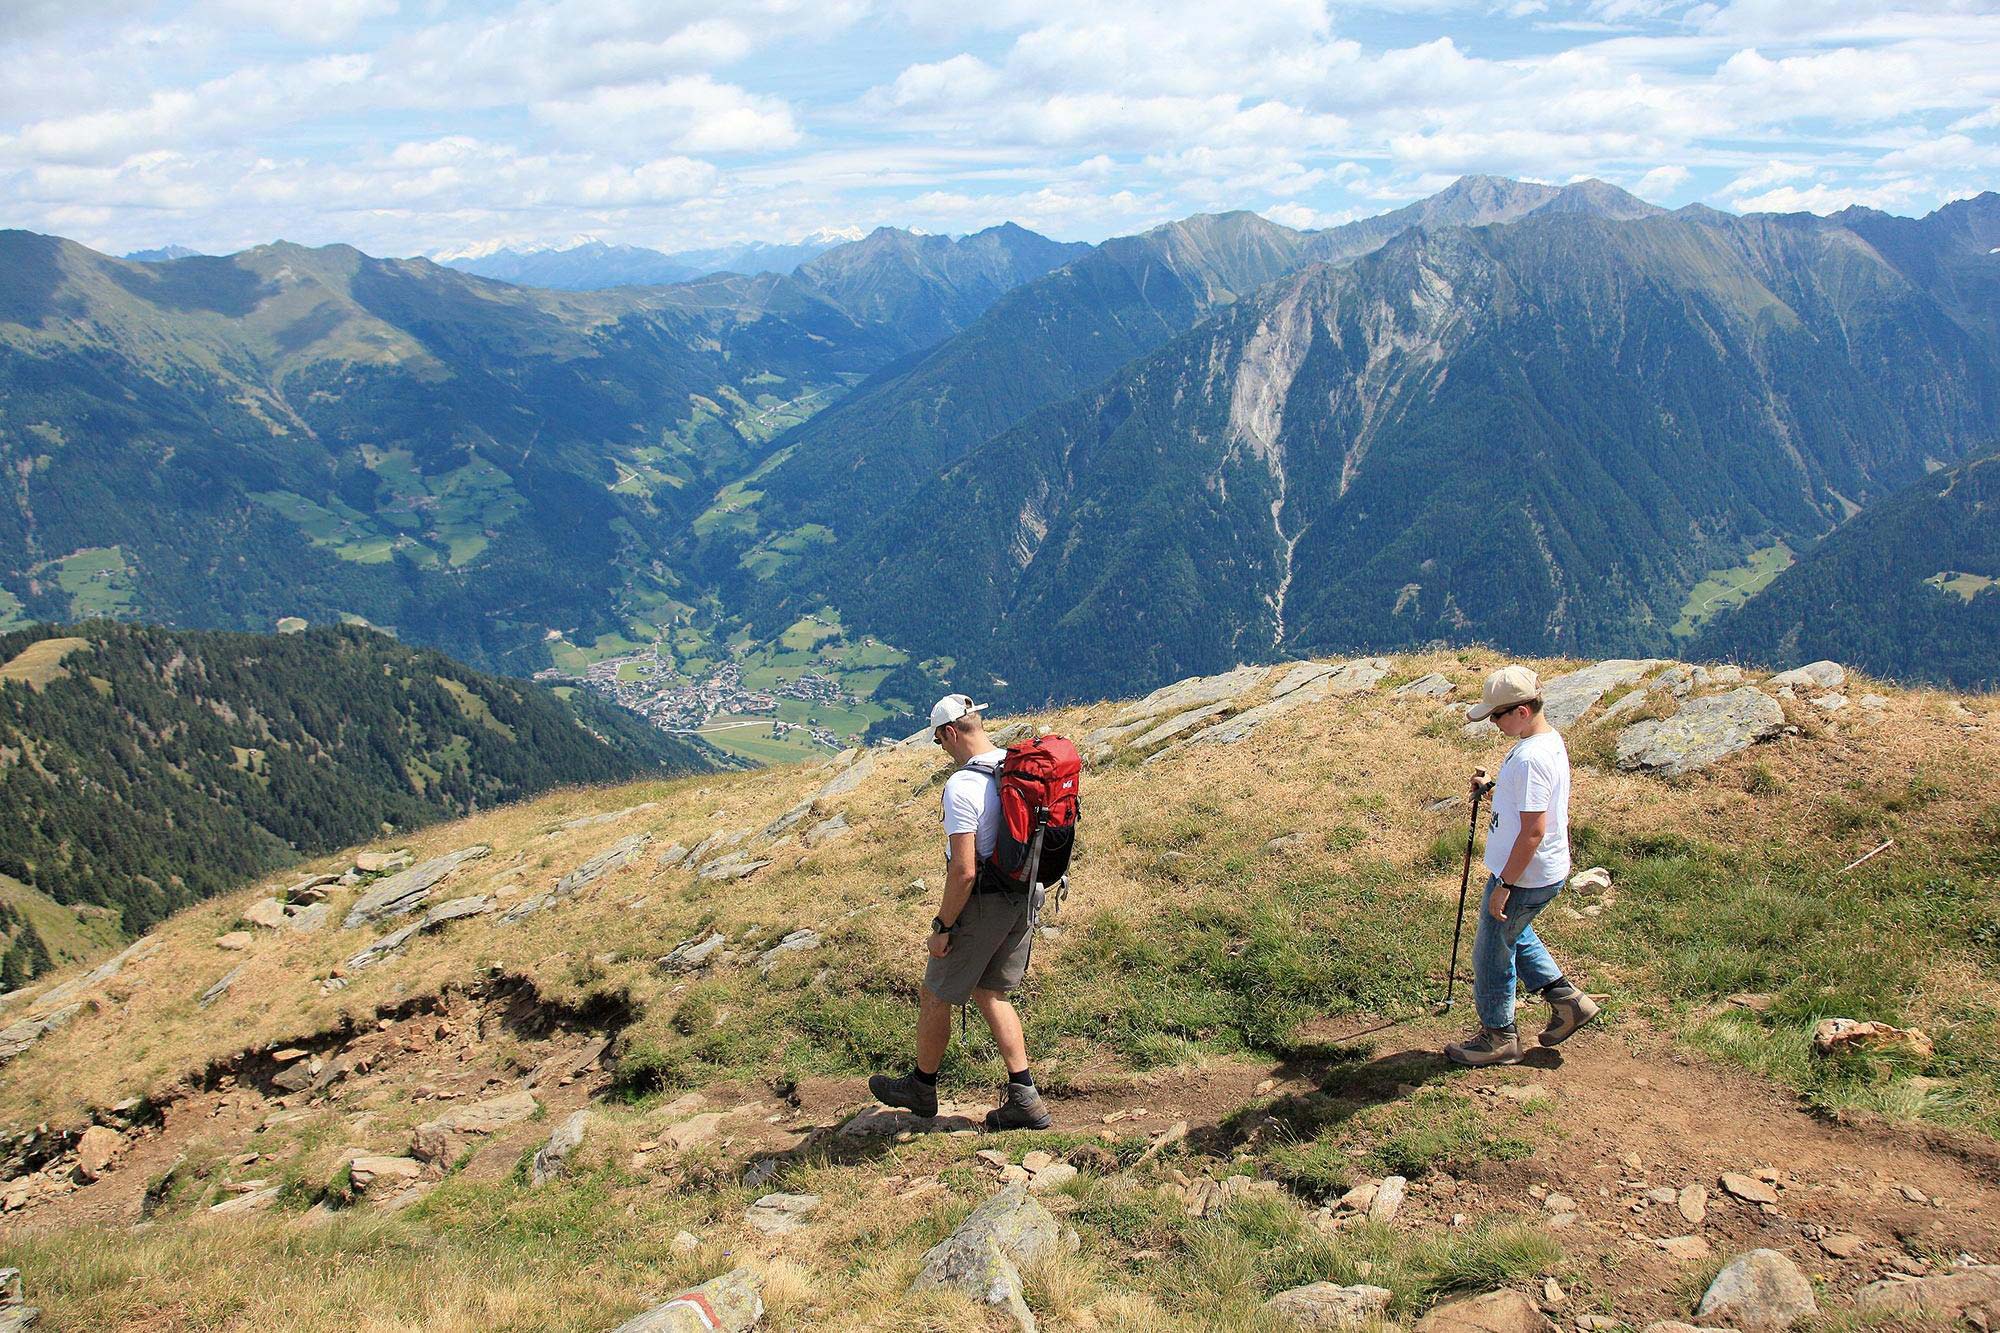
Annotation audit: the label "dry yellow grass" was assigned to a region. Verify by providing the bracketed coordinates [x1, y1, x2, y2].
[0, 636, 88, 690]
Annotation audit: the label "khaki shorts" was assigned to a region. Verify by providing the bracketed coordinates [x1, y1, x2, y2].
[923, 891, 1033, 1004]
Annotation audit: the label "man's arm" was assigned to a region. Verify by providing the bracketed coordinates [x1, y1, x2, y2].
[1488, 810, 1548, 919]
[929, 831, 979, 957]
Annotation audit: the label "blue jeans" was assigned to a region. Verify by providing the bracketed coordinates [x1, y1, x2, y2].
[1472, 874, 1564, 1030]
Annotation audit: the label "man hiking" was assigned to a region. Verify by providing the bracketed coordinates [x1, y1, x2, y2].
[1446, 665, 1599, 1067]
[868, 694, 1052, 1130]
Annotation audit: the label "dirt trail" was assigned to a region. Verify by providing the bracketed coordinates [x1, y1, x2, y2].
[6, 1005, 1996, 1326]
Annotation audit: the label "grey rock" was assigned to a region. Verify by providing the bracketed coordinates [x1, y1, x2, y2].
[757, 929, 821, 972]
[1146, 673, 1334, 761]
[910, 1187, 1060, 1332]
[284, 902, 332, 933]
[1810, 692, 1847, 711]
[1130, 701, 1233, 749]
[1697, 1249, 1817, 1329]
[209, 1184, 282, 1215]
[1854, 1264, 2000, 1322]
[1111, 664, 1269, 726]
[758, 799, 817, 844]
[412, 1090, 539, 1164]
[27, 938, 159, 1013]
[1393, 672, 1454, 699]
[1324, 656, 1393, 695]
[0, 1309, 38, 1333]
[343, 845, 491, 928]
[1616, 688, 1786, 776]
[0, 1001, 86, 1064]
[499, 894, 555, 923]
[1269, 660, 1336, 698]
[419, 895, 492, 931]
[1367, 1174, 1408, 1224]
[1766, 660, 1844, 691]
[1416, 1289, 1556, 1333]
[815, 751, 876, 800]
[344, 921, 421, 971]
[744, 1191, 820, 1236]
[1079, 716, 1158, 751]
[197, 966, 245, 1008]
[1261, 1282, 1394, 1330]
[697, 851, 772, 882]
[656, 843, 691, 870]
[531, 1110, 590, 1186]
[609, 1267, 764, 1333]
[554, 834, 650, 897]
[658, 933, 725, 974]
[800, 813, 851, 848]
[1598, 687, 1652, 724]
[1541, 658, 1667, 729]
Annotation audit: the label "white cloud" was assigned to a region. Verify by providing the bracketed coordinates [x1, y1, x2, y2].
[1635, 164, 1689, 197]
[215, 0, 398, 44]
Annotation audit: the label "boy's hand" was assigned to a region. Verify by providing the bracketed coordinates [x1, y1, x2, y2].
[927, 930, 953, 959]
[1469, 767, 1491, 797]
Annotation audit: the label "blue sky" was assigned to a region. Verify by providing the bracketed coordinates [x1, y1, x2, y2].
[2, 0, 1997, 258]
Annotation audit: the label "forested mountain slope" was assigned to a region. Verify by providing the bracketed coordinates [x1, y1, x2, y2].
[0, 223, 1074, 674]
[730, 179, 1640, 560]
[1698, 449, 2000, 688]
[817, 198, 2000, 702]
[0, 622, 710, 955]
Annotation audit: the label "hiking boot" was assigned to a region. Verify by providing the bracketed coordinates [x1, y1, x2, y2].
[1539, 983, 1600, 1047]
[1444, 1025, 1523, 1067]
[867, 1071, 937, 1119]
[984, 1082, 1052, 1131]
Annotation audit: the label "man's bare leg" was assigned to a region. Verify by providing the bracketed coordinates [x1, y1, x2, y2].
[972, 986, 1029, 1073]
[916, 984, 954, 1073]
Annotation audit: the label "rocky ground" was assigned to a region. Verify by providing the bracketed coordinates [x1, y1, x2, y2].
[0, 650, 1993, 1330]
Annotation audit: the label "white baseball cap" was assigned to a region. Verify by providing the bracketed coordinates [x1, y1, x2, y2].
[929, 693, 986, 730]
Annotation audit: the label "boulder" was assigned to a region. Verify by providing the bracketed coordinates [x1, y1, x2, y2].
[343, 845, 491, 928]
[756, 929, 821, 972]
[1417, 1289, 1557, 1333]
[418, 895, 493, 931]
[744, 1191, 820, 1236]
[1568, 867, 1612, 894]
[697, 851, 773, 883]
[215, 931, 253, 951]
[1148, 672, 1333, 759]
[1324, 657, 1393, 695]
[353, 849, 412, 873]
[554, 834, 650, 897]
[1599, 687, 1652, 724]
[800, 814, 851, 848]
[1131, 701, 1234, 749]
[1367, 1175, 1408, 1223]
[348, 1155, 424, 1198]
[1261, 1282, 1394, 1330]
[815, 751, 876, 800]
[1854, 1264, 2000, 1322]
[1766, 661, 1844, 691]
[1697, 1249, 1816, 1329]
[284, 903, 332, 933]
[241, 898, 288, 930]
[75, 1125, 122, 1181]
[1270, 661, 1337, 698]
[1394, 672, 1455, 699]
[1111, 664, 1269, 726]
[658, 933, 725, 974]
[1616, 688, 1785, 777]
[531, 1110, 590, 1186]
[910, 1187, 1060, 1333]
[412, 1091, 539, 1164]
[609, 1267, 764, 1333]
[1539, 659, 1666, 729]
[344, 921, 422, 971]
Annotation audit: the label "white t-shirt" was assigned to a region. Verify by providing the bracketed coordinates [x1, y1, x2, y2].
[1484, 729, 1571, 887]
[942, 749, 1006, 864]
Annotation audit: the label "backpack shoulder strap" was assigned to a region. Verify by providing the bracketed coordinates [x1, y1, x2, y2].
[959, 758, 1003, 779]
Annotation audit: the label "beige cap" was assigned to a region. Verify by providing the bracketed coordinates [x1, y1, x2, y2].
[1467, 664, 1541, 721]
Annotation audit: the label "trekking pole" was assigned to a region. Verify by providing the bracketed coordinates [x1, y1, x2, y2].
[1438, 770, 1489, 1013]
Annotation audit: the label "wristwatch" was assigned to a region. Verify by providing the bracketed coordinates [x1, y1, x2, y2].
[932, 915, 958, 935]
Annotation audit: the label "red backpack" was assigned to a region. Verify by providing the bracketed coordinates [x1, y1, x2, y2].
[965, 736, 1082, 890]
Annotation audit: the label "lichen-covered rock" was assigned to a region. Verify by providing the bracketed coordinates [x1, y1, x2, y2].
[744, 1191, 820, 1236]
[1542, 659, 1667, 728]
[531, 1110, 589, 1186]
[1111, 664, 1269, 726]
[343, 845, 491, 928]
[609, 1267, 764, 1332]
[1766, 660, 1844, 691]
[658, 933, 725, 974]
[1262, 1282, 1393, 1330]
[1616, 688, 1785, 777]
[697, 851, 773, 882]
[1697, 1249, 1817, 1329]
[910, 1187, 1060, 1332]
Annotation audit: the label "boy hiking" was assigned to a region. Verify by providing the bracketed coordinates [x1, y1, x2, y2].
[868, 694, 1053, 1130]
[1446, 665, 1599, 1067]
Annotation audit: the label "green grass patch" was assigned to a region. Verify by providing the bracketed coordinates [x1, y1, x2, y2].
[1672, 542, 1792, 637]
